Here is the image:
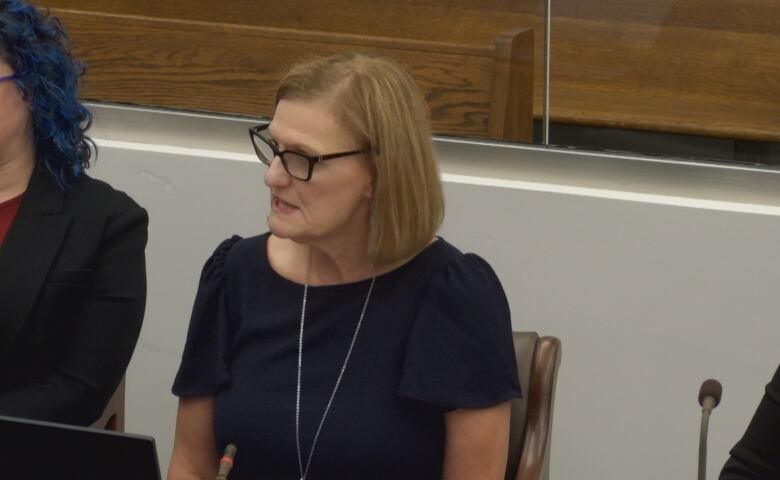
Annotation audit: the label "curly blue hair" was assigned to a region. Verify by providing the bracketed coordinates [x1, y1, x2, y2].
[0, 0, 92, 188]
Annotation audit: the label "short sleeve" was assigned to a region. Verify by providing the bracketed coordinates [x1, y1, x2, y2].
[398, 253, 522, 409]
[172, 236, 242, 397]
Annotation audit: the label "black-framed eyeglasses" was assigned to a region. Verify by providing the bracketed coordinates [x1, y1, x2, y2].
[0, 74, 16, 83]
[248, 124, 368, 181]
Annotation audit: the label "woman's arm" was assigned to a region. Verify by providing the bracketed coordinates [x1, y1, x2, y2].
[442, 401, 511, 480]
[168, 396, 220, 480]
[0, 205, 147, 424]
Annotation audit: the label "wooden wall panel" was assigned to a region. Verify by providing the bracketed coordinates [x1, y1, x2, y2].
[42, 0, 780, 141]
[53, 10, 504, 138]
[51, 0, 779, 39]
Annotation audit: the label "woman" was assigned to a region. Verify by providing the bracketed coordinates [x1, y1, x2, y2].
[720, 364, 780, 480]
[0, 0, 147, 425]
[169, 53, 520, 479]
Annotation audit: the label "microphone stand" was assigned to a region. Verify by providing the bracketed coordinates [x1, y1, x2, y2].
[697, 379, 722, 480]
[698, 396, 715, 480]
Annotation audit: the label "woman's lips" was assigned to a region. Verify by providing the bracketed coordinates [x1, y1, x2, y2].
[272, 196, 298, 214]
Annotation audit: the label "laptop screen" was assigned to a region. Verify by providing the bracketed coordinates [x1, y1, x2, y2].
[0, 415, 161, 480]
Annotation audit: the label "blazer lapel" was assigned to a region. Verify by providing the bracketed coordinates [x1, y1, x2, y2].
[0, 169, 72, 355]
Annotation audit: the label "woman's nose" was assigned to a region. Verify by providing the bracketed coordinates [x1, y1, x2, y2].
[264, 155, 292, 188]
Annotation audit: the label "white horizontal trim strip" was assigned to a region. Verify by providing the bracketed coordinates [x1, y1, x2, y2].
[442, 173, 780, 216]
[95, 138, 257, 163]
[95, 138, 780, 217]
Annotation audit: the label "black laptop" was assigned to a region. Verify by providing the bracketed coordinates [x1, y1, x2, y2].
[0, 415, 162, 480]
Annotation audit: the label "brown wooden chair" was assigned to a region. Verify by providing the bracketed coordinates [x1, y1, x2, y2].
[505, 332, 562, 480]
[90, 377, 126, 432]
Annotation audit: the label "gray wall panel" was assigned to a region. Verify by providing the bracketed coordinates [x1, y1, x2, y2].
[88, 106, 780, 480]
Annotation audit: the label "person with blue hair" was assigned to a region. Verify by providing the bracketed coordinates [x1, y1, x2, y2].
[0, 0, 148, 426]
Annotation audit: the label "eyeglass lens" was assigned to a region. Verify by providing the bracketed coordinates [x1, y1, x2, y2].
[252, 130, 312, 180]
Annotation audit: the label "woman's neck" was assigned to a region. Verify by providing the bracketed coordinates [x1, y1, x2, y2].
[269, 228, 377, 286]
[0, 146, 35, 203]
[306, 240, 375, 286]
[269, 229, 424, 286]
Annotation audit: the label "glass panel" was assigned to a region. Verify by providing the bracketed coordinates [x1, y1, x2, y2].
[39, 0, 779, 163]
[544, 0, 780, 164]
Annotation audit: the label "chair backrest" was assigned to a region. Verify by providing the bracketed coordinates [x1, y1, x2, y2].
[505, 332, 562, 480]
[91, 377, 126, 432]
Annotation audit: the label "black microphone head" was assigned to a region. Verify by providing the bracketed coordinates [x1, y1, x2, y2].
[698, 379, 723, 407]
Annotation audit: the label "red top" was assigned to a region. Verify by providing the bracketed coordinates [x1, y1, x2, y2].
[0, 192, 24, 248]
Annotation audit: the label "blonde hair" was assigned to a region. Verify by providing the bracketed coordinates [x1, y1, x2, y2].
[276, 52, 444, 265]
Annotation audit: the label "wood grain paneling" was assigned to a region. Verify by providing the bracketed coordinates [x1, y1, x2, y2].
[51, 9, 533, 141]
[490, 29, 535, 140]
[42, 0, 780, 141]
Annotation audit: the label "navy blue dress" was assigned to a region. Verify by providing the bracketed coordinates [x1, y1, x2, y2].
[173, 233, 521, 479]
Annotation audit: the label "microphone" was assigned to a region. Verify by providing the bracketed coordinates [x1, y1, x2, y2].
[697, 379, 723, 480]
[215, 444, 237, 480]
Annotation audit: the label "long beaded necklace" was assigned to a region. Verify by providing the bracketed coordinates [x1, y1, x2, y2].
[295, 259, 376, 480]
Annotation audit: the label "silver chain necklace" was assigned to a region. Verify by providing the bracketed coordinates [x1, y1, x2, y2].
[295, 276, 376, 480]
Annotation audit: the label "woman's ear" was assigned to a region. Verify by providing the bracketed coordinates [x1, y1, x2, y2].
[364, 168, 375, 200]
[365, 153, 378, 200]
[364, 169, 374, 199]
[16, 82, 32, 105]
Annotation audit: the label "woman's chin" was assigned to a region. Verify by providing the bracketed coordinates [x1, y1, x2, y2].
[267, 218, 302, 241]
[267, 221, 288, 238]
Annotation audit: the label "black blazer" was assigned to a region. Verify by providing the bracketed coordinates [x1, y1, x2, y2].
[720, 364, 780, 480]
[0, 168, 148, 426]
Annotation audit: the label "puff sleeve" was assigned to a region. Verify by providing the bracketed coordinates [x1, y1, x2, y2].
[172, 236, 242, 397]
[398, 253, 522, 409]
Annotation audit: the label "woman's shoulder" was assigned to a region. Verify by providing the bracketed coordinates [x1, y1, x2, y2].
[205, 232, 270, 277]
[771, 363, 780, 389]
[223, 232, 268, 261]
[192, 233, 275, 306]
[66, 172, 146, 219]
[422, 238, 504, 287]
[395, 237, 508, 309]
[419, 239, 510, 327]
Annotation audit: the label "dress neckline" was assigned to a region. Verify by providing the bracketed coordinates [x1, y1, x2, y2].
[261, 232, 447, 290]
